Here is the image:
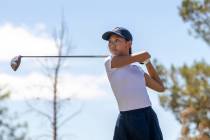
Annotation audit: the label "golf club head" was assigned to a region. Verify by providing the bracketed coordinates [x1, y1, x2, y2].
[11, 55, 21, 71]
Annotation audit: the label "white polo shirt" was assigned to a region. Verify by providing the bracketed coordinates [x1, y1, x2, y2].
[104, 55, 151, 111]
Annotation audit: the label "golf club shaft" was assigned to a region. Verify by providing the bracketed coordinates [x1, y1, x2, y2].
[18, 55, 144, 64]
[21, 55, 108, 58]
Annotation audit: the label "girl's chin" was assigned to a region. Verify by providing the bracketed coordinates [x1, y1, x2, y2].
[111, 52, 126, 56]
[111, 52, 118, 55]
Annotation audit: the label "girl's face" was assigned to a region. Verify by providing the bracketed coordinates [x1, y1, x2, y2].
[108, 34, 131, 56]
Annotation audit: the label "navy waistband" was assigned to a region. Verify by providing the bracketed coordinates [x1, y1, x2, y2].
[120, 106, 152, 115]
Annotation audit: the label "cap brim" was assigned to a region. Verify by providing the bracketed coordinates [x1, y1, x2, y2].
[102, 31, 124, 41]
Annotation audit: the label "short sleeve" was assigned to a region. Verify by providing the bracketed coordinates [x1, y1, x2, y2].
[104, 56, 117, 75]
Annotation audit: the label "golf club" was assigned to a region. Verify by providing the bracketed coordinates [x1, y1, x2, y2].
[10, 55, 109, 71]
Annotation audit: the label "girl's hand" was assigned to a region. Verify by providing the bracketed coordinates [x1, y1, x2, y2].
[134, 51, 151, 63]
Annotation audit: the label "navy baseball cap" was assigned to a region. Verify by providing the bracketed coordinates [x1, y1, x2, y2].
[102, 27, 133, 41]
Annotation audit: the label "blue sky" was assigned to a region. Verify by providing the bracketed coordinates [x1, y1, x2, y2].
[0, 0, 210, 140]
[2, 0, 209, 66]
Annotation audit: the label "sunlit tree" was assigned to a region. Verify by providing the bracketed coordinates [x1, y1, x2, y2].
[154, 59, 210, 139]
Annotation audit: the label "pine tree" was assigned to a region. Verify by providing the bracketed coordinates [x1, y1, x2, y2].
[154, 59, 210, 139]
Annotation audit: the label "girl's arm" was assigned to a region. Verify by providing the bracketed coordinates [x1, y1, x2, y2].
[144, 61, 165, 92]
[111, 51, 150, 68]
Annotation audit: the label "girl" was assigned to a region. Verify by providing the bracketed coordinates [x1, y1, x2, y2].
[102, 27, 165, 140]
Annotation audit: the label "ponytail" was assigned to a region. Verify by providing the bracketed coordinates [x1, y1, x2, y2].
[129, 48, 132, 55]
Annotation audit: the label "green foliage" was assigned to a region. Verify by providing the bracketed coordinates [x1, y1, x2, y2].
[179, 0, 210, 45]
[154, 60, 210, 139]
[0, 88, 30, 140]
